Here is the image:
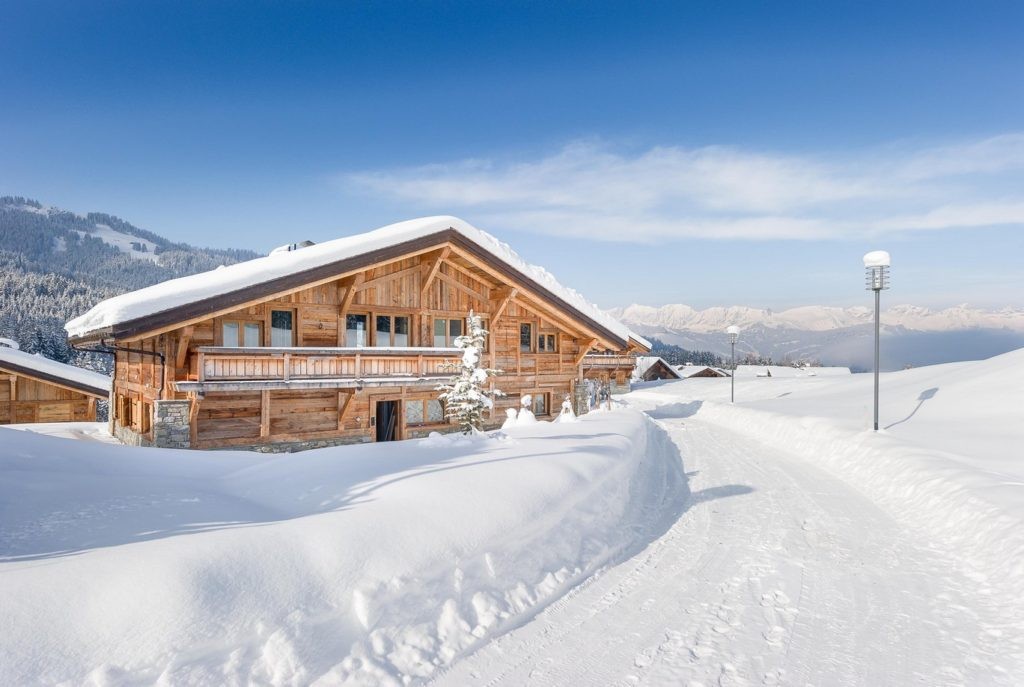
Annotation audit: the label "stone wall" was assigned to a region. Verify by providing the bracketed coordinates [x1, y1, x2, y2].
[152, 399, 191, 449]
[221, 435, 372, 453]
[113, 422, 151, 447]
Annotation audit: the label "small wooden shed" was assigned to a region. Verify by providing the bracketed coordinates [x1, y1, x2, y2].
[0, 346, 111, 424]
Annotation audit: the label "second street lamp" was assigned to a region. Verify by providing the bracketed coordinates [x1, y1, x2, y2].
[727, 325, 740, 403]
[863, 250, 891, 431]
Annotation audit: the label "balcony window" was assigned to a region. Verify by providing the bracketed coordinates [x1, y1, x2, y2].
[532, 393, 549, 416]
[346, 314, 368, 347]
[222, 321, 262, 347]
[270, 310, 294, 347]
[434, 318, 465, 347]
[375, 315, 412, 347]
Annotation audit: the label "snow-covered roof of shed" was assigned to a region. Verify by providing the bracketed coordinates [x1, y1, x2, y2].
[66, 216, 635, 345]
[0, 346, 111, 396]
[675, 365, 729, 378]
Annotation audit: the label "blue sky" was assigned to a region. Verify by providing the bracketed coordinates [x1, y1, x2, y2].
[2, 1, 1023, 310]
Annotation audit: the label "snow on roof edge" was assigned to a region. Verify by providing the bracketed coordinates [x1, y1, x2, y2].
[66, 216, 635, 345]
[0, 347, 111, 394]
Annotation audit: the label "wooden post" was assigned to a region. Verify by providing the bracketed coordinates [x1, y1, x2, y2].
[260, 390, 270, 438]
[283, 353, 291, 381]
[197, 352, 206, 382]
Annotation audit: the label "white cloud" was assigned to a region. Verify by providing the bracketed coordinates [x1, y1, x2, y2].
[341, 134, 1024, 242]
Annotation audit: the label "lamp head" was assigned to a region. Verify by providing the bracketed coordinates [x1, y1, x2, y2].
[863, 250, 890, 268]
[726, 325, 740, 343]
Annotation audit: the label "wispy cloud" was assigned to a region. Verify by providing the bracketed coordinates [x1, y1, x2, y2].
[342, 134, 1024, 242]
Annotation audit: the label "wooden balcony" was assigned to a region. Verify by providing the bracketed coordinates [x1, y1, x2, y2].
[176, 346, 462, 393]
[581, 354, 637, 369]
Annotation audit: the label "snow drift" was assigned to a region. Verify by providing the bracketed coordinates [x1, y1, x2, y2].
[630, 347, 1024, 607]
[0, 409, 685, 685]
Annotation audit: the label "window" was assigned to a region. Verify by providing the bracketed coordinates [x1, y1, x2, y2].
[346, 314, 368, 347]
[537, 333, 557, 352]
[270, 310, 294, 347]
[533, 393, 548, 416]
[433, 318, 464, 347]
[222, 321, 262, 347]
[520, 323, 533, 352]
[404, 398, 446, 425]
[375, 315, 411, 347]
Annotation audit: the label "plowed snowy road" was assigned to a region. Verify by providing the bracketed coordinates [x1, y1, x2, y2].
[433, 404, 1017, 686]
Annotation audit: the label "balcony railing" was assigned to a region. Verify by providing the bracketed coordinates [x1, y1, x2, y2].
[581, 354, 637, 368]
[195, 346, 461, 383]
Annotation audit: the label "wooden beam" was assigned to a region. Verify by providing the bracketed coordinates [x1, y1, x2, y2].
[260, 390, 270, 437]
[436, 270, 489, 302]
[419, 246, 451, 304]
[337, 273, 366, 344]
[488, 287, 517, 330]
[442, 257, 499, 289]
[355, 263, 423, 291]
[175, 326, 194, 369]
[338, 391, 353, 429]
[575, 338, 599, 366]
[188, 395, 200, 447]
[446, 242, 620, 349]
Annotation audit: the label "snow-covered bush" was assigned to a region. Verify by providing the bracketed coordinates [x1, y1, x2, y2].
[437, 311, 504, 434]
[516, 395, 537, 425]
[554, 395, 577, 423]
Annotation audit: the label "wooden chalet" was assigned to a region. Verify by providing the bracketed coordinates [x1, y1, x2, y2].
[66, 217, 647, 451]
[0, 345, 111, 424]
[633, 356, 682, 382]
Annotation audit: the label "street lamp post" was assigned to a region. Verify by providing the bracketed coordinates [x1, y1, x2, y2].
[727, 325, 740, 403]
[863, 251, 891, 431]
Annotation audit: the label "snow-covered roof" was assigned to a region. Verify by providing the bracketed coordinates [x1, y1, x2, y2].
[66, 216, 636, 348]
[0, 347, 111, 397]
[632, 356, 681, 380]
[675, 365, 730, 378]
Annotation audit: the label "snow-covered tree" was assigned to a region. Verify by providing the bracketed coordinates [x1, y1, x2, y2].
[437, 311, 503, 434]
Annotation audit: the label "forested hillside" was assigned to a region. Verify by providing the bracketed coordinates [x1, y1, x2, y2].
[0, 196, 257, 372]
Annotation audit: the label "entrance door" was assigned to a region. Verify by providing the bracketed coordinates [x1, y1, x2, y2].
[375, 400, 399, 442]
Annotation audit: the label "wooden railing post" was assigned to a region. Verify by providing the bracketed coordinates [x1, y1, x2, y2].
[283, 353, 291, 381]
[197, 352, 206, 382]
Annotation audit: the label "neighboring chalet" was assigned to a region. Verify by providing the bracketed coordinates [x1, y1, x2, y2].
[677, 364, 730, 378]
[632, 356, 682, 382]
[66, 217, 647, 451]
[0, 344, 111, 424]
[581, 328, 650, 395]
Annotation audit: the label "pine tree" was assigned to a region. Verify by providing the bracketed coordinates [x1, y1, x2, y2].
[436, 311, 503, 434]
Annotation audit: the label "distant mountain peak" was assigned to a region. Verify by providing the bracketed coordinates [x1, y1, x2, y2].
[609, 303, 1024, 333]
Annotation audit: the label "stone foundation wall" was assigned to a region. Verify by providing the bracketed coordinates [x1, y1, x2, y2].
[221, 435, 373, 453]
[113, 423, 152, 447]
[153, 400, 192, 449]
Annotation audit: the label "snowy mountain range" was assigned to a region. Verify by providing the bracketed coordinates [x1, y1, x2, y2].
[609, 303, 1024, 334]
[610, 303, 1024, 371]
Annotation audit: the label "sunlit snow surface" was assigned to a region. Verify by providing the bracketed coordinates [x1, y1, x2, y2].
[2, 349, 1023, 685]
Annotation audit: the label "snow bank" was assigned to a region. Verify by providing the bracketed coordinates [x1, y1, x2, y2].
[630, 348, 1024, 604]
[0, 346, 111, 394]
[66, 216, 634, 345]
[0, 409, 685, 685]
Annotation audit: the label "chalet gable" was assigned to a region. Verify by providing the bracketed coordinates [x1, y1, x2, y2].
[66, 218, 639, 352]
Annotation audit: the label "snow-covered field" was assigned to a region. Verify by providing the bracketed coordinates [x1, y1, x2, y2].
[0, 409, 684, 685]
[2, 350, 1022, 685]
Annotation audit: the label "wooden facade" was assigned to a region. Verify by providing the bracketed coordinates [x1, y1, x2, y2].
[75, 231, 646, 450]
[0, 363, 105, 425]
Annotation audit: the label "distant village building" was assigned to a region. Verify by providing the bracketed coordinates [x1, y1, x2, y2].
[632, 356, 682, 382]
[0, 343, 110, 424]
[676, 363, 730, 378]
[65, 217, 646, 451]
